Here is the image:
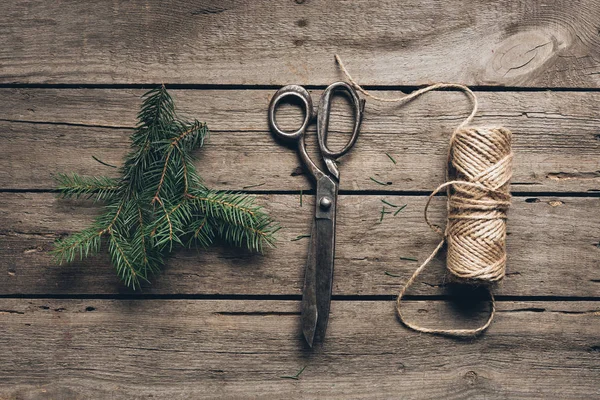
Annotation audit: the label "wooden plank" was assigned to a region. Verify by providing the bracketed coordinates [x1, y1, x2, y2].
[1, 89, 599, 193]
[1, 1, 599, 87]
[0, 299, 598, 399]
[1, 192, 598, 296]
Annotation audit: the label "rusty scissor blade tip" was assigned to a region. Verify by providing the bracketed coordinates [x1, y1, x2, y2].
[301, 309, 317, 348]
[303, 328, 315, 348]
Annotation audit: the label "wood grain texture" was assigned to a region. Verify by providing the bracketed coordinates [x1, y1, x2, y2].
[0, 299, 598, 399]
[1, 89, 600, 192]
[2, 192, 598, 296]
[1, 1, 598, 396]
[1, 1, 599, 86]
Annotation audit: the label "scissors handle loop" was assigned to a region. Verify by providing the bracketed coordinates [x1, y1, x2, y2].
[268, 85, 313, 141]
[317, 81, 364, 159]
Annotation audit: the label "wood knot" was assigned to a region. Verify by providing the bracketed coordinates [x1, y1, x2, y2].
[486, 31, 557, 84]
[463, 370, 478, 385]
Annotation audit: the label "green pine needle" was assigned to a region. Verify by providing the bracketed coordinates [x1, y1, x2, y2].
[379, 206, 392, 222]
[381, 199, 398, 208]
[370, 177, 389, 186]
[385, 153, 397, 165]
[242, 182, 265, 189]
[400, 256, 418, 262]
[393, 204, 407, 216]
[280, 366, 306, 380]
[92, 155, 118, 168]
[53, 85, 279, 289]
[291, 234, 311, 242]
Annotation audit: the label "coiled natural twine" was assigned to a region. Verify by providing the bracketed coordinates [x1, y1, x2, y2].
[444, 127, 512, 282]
[335, 55, 513, 336]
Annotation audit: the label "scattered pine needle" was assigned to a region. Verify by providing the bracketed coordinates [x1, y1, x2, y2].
[381, 199, 398, 208]
[370, 177, 389, 186]
[379, 206, 392, 222]
[92, 155, 117, 168]
[291, 234, 311, 242]
[393, 204, 407, 216]
[385, 153, 397, 165]
[280, 366, 306, 380]
[400, 256, 418, 262]
[300, 189, 303, 207]
[242, 182, 265, 189]
[384, 271, 401, 278]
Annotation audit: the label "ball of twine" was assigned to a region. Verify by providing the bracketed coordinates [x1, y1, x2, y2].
[445, 127, 513, 282]
[335, 54, 513, 336]
[392, 126, 513, 336]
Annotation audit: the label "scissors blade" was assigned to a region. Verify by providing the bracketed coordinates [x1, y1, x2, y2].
[301, 219, 318, 346]
[313, 214, 335, 342]
[301, 176, 337, 347]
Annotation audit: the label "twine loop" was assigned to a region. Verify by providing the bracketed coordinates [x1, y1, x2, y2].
[335, 55, 513, 336]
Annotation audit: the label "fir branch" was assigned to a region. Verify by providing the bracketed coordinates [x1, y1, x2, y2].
[187, 189, 279, 251]
[52, 200, 125, 266]
[55, 173, 120, 202]
[137, 85, 175, 132]
[108, 231, 144, 289]
[52, 226, 103, 264]
[150, 198, 189, 250]
[187, 190, 260, 225]
[188, 215, 215, 248]
[152, 146, 174, 203]
[53, 86, 278, 289]
[213, 213, 279, 252]
[171, 119, 209, 152]
[135, 205, 150, 266]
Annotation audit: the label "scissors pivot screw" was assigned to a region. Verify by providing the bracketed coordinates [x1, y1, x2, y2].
[319, 197, 332, 210]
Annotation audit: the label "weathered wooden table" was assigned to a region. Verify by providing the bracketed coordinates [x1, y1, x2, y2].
[1, 1, 599, 398]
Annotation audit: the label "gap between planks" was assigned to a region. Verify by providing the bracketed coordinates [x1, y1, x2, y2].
[1, 294, 600, 301]
[2, 83, 600, 92]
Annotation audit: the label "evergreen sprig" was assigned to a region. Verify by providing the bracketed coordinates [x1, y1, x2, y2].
[53, 86, 279, 289]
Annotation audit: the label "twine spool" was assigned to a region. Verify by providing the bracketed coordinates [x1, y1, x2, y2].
[335, 55, 513, 336]
[444, 127, 512, 282]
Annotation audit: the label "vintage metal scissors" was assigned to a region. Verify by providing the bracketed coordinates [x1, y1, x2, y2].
[268, 82, 365, 346]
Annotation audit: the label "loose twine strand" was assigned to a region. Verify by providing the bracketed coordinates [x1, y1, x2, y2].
[335, 54, 513, 336]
